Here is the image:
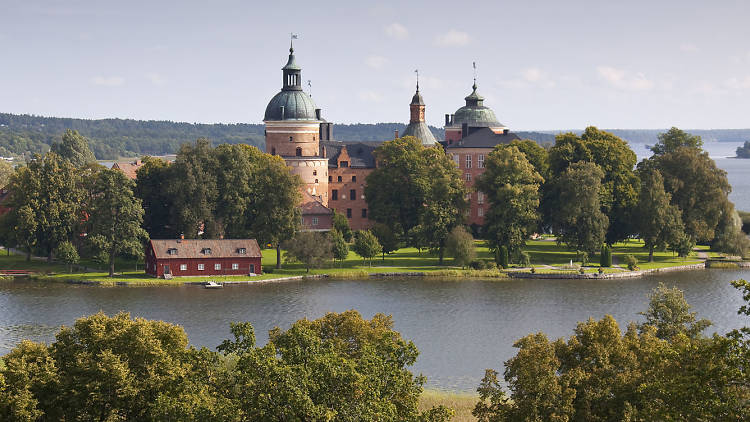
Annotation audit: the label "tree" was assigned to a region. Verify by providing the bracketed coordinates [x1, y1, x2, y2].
[476, 146, 543, 257]
[712, 204, 750, 257]
[87, 168, 148, 276]
[283, 231, 332, 272]
[169, 139, 220, 238]
[638, 283, 711, 340]
[371, 223, 399, 260]
[473, 283, 746, 421]
[54, 241, 79, 273]
[549, 161, 609, 253]
[0, 159, 12, 188]
[134, 156, 177, 239]
[505, 139, 549, 180]
[634, 168, 685, 261]
[650, 127, 703, 155]
[333, 211, 353, 242]
[352, 230, 382, 266]
[365, 137, 467, 262]
[600, 245, 612, 267]
[736, 141, 750, 158]
[496, 245, 509, 269]
[445, 226, 476, 268]
[546, 127, 639, 244]
[50, 129, 97, 167]
[330, 228, 349, 265]
[1, 153, 83, 261]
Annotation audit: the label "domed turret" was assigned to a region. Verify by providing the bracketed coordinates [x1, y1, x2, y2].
[452, 82, 501, 127]
[401, 79, 438, 145]
[263, 43, 319, 122]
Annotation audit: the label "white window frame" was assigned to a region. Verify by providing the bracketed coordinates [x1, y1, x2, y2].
[478, 154, 484, 168]
[312, 217, 319, 226]
[180, 264, 187, 271]
[477, 191, 484, 204]
[198, 264, 205, 271]
[466, 154, 472, 169]
[478, 207, 484, 217]
[452, 154, 460, 166]
[214, 263, 221, 271]
[465, 172, 471, 181]
[232, 263, 239, 270]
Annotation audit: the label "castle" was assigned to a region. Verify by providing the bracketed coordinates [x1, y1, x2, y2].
[263, 42, 519, 232]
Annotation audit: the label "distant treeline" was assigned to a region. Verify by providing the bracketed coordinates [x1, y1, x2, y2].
[2, 112, 748, 160]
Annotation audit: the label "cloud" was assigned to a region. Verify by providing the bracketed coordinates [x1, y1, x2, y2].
[384, 23, 408, 40]
[145, 72, 166, 86]
[365, 55, 388, 69]
[724, 76, 750, 90]
[498, 67, 555, 89]
[679, 43, 699, 52]
[91, 76, 125, 87]
[358, 90, 384, 102]
[435, 29, 470, 47]
[596, 66, 654, 91]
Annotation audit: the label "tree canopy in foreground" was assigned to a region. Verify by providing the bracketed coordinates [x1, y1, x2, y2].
[0, 311, 452, 422]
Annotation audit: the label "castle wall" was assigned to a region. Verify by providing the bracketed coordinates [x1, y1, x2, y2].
[285, 158, 329, 206]
[328, 166, 374, 231]
[265, 121, 321, 157]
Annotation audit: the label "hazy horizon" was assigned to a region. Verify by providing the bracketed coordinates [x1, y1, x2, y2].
[3, 0, 750, 130]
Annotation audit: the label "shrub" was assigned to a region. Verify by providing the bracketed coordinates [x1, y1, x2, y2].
[263, 267, 273, 274]
[445, 226, 476, 268]
[485, 260, 497, 270]
[600, 245, 612, 267]
[598, 267, 604, 274]
[576, 250, 589, 266]
[496, 245, 510, 269]
[625, 254, 639, 271]
[579, 267, 585, 274]
[519, 251, 531, 267]
[470, 260, 488, 270]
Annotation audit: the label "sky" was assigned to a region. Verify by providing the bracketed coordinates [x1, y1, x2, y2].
[2, 0, 750, 130]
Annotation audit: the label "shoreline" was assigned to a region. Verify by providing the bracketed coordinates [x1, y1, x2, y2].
[8, 260, 748, 286]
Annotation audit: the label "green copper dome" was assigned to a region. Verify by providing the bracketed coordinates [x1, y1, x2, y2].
[263, 46, 319, 121]
[452, 82, 502, 127]
[264, 90, 318, 121]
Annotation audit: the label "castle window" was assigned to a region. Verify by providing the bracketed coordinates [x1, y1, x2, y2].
[478, 207, 484, 217]
[361, 208, 367, 218]
[332, 189, 338, 200]
[466, 155, 472, 169]
[351, 175, 356, 182]
[271, 147, 276, 155]
[328, 176, 332, 182]
[313, 170, 317, 176]
[477, 191, 484, 205]
[350, 189, 356, 200]
[478, 154, 484, 168]
[315, 179, 318, 183]
[340, 161, 348, 168]
[296, 147, 302, 156]
[337, 176, 342, 182]
[452, 154, 460, 166]
[289, 136, 293, 142]
[346, 208, 352, 218]
[465, 173, 471, 181]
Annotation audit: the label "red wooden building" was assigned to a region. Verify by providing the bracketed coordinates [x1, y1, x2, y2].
[146, 238, 262, 278]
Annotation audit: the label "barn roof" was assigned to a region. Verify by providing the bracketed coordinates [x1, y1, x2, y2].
[112, 160, 144, 180]
[149, 239, 261, 259]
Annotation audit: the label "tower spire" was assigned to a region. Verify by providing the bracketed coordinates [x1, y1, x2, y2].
[415, 69, 419, 92]
[472, 61, 477, 90]
[290, 33, 298, 53]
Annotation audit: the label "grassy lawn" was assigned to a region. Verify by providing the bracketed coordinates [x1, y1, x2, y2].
[419, 390, 478, 422]
[0, 238, 723, 285]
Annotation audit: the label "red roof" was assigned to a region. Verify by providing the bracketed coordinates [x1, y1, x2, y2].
[112, 160, 144, 179]
[149, 239, 261, 259]
[300, 191, 333, 216]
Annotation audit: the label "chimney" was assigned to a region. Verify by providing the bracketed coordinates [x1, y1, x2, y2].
[461, 123, 468, 138]
[219, 233, 224, 239]
[315, 108, 322, 120]
[178, 233, 184, 243]
[503, 128, 509, 134]
[445, 114, 450, 126]
[394, 130, 399, 139]
[450, 114, 455, 125]
[280, 106, 285, 120]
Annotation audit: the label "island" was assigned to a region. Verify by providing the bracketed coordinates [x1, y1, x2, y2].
[737, 141, 750, 158]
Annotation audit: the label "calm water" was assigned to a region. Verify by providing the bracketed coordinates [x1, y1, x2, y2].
[1, 270, 748, 391]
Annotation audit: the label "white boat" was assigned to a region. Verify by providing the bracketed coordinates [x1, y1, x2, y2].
[204, 281, 223, 289]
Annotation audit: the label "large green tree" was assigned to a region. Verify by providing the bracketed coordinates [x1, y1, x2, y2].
[640, 130, 732, 242]
[1, 153, 83, 260]
[87, 168, 148, 276]
[365, 136, 467, 263]
[634, 168, 685, 261]
[50, 129, 97, 167]
[0, 159, 12, 188]
[283, 231, 332, 272]
[549, 161, 609, 253]
[476, 145, 543, 257]
[169, 138, 220, 238]
[134, 156, 177, 239]
[547, 127, 639, 244]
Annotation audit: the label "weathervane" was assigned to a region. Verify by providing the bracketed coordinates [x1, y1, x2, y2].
[307, 80, 312, 97]
[290, 33, 298, 52]
[414, 69, 419, 91]
[473, 61, 477, 85]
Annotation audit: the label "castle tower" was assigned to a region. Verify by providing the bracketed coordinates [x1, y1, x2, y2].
[444, 78, 507, 144]
[401, 77, 438, 145]
[263, 40, 329, 205]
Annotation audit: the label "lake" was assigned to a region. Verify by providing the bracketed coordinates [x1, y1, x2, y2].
[1, 269, 748, 392]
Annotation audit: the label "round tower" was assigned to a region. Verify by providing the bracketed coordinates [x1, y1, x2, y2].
[263, 41, 328, 204]
[444, 79, 507, 144]
[401, 79, 438, 145]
